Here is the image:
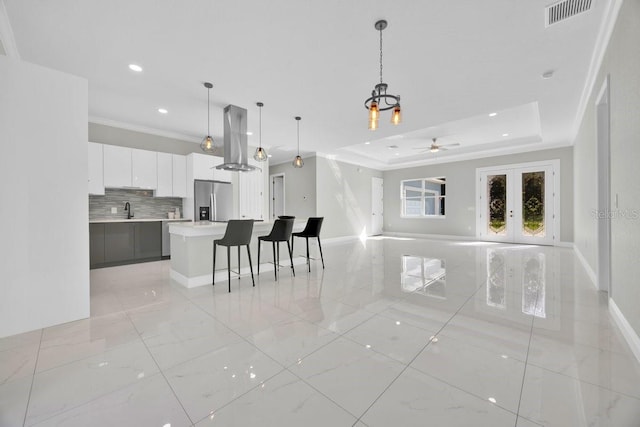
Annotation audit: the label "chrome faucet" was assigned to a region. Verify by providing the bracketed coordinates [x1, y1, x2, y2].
[124, 202, 134, 219]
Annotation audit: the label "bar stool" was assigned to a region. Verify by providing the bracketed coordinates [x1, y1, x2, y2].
[213, 219, 255, 292]
[258, 218, 295, 280]
[292, 217, 324, 272]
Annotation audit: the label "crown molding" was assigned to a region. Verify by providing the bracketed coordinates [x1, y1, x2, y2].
[89, 116, 201, 143]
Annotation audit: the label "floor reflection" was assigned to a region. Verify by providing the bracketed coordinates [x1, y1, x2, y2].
[401, 256, 446, 299]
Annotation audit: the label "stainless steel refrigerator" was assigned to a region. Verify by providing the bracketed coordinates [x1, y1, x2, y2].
[194, 179, 233, 222]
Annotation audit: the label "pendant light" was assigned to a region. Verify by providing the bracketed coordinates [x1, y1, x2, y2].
[200, 82, 216, 154]
[253, 102, 268, 162]
[292, 116, 303, 168]
[364, 20, 401, 130]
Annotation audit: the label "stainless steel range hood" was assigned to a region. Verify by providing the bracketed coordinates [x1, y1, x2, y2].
[215, 104, 259, 172]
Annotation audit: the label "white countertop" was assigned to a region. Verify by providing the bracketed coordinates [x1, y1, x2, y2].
[89, 218, 192, 224]
[169, 219, 305, 237]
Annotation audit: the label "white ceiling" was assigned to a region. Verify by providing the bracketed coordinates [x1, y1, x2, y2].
[2, 0, 608, 169]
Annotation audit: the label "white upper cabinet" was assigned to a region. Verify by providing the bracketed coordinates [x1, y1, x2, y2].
[88, 142, 105, 195]
[131, 148, 157, 189]
[103, 145, 132, 188]
[238, 158, 265, 220]
[172, 154, 187, 197]
[190, 153, 216, 181]
[156, 152, 173, 197]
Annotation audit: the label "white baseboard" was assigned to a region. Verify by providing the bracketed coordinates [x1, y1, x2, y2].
[572, 244, 598, 289]
[609, 298, 640, 364]
[170, 257, 308, 288]
[383, 232, 472, 241]
[556, 241, 574, 248]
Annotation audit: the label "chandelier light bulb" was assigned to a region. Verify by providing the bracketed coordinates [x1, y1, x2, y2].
[369, 101, 379, 121]
[391, 105, 402, 125]
[368, 118, 379, 131]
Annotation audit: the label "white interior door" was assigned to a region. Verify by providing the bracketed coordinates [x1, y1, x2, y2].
[270, 174, 285, 219]
[371, 177, 384, 235]
[478, 161, 557, 245]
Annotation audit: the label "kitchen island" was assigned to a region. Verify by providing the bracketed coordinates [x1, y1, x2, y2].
[169, 219, 307, 288]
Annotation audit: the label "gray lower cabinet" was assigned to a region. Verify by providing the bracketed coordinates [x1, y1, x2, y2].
[89, 223, 105, 268]
[104, 223, 135, 263]
[134, 222, 162, 259]
[90, 221, 162, 268]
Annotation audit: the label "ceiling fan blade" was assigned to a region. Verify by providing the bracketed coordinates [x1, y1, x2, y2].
[441, 142, 460, 147]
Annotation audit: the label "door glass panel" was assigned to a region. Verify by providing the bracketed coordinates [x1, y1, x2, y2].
[487, 174, 507, 235]
[521, 171, 545, 237]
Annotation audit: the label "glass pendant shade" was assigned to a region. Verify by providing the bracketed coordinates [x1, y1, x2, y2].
[254, 146, 267, 161]
[292, 116, 303, 168]
[200, 135, 215, 153]
[201, 82, 216, 154]
[368, 117, 378, 130]
[391, 105, 402, 125]
[254, 102, 268, 162]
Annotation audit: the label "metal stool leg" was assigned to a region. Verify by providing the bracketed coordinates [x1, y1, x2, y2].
[287, 240, 295, 276]
[257, 239, 261, 275]
[306, 237, 310, 272]
[317, 236, 325, 269]
[238, 245, 241, 280]
[212, 241, 217, 286]
[246, 245, 255, 286]
[227, 246, 231, 293]
[272, 241, 277, 280]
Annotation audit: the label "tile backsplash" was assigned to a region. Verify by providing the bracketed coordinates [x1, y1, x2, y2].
[89, 189, 183, 220]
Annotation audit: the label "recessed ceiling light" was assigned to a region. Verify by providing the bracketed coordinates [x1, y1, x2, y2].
[502, 133, 509, 137]
[542, 70, 554, 79]
[267, 154, 272, 158]
[395, 153, 400, 156]
[246, 131, 253, 136]
[128, 64, 143, 72]
[488, 397, 497, 404]
[364, 141, 371, 145]
[489, 112, 497, 117]
[158, 108, 168, 114]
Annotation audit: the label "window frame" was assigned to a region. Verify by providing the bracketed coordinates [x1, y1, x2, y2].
[400, 177, 446, 218]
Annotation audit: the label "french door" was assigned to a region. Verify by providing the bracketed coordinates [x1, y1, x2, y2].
[477, 161, 558, 245]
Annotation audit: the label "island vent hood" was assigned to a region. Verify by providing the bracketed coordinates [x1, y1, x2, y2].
[215, 104, 260, 172]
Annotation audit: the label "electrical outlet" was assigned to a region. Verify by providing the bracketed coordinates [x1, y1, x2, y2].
[111, 207, 117, 214]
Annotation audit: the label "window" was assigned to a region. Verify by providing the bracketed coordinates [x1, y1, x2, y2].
[401, 177, 446, 217]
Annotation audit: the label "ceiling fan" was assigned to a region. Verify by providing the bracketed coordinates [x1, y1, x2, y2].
[413, 138, 460, 153]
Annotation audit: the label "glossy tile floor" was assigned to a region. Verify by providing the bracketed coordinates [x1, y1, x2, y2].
[2, 237, 640, 426]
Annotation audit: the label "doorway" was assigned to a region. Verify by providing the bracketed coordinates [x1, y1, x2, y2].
[596, 76, 611, 294]
[477, 160, 559, 245]
[371, 177, 384, 235]
[270, 174, 285, 220]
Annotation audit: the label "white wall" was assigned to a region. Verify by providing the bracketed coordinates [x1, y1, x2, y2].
[383, 147, 574, 242]
[0, 57, 89, 338]
[270, 157, 317, 220]
[316, 157, 383, 239]
[573, 0, 640, 344]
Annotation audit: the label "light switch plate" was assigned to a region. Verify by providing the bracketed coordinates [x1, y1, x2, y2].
[111, 207, 117, 213]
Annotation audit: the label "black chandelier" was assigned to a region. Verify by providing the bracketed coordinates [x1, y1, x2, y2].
[364, 20, 401, 130]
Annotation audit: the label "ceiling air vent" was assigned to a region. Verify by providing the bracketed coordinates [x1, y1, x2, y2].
[546, 0, 592, 27]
